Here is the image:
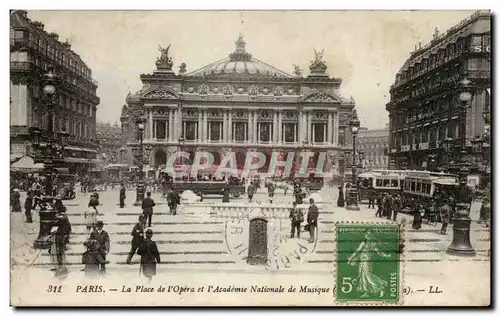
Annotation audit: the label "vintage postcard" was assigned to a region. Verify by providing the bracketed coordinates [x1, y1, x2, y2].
[9, 9, 491, 306]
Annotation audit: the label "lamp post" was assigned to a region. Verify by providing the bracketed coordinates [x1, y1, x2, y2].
[447, 76, 475, 256]
[346, 115, 360, 211]
[31, 67, 62, 249]
[134, 116, 146, 205]
[178, 137, 185, 178]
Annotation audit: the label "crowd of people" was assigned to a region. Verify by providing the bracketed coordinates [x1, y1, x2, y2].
[10, 169, 491, 280]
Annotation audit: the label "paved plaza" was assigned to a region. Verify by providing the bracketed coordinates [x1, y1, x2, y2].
[10, 185, 490, 306]
[11, 185, 490, 273]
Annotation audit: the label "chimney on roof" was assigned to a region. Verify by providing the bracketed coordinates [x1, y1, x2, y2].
[49, 32, 59, 41]
[62, 39, 71, 50]
[32, 21, 44, 30]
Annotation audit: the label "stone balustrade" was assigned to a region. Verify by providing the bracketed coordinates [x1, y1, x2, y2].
[182, 201, 311, 220]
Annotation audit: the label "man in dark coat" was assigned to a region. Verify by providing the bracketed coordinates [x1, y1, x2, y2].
[11, 189, 21, 212]
[307, 198, 319, 243]
[222, 182, 231, 203]
[478, 197, 491, 227]
[289, 201, 304, 239]
[24, 191, 33, 223]
[82, 239, 107, 278]
[91, 221, 110, 273]
[367, 189, 375, 209]
[56, 209, 72, 249]
[167, 189, 181, 215]
[247, 183, 256, 203]
[392, 195, 401, 222]
[126, 215, 146, 264]
[137, 229, 161, 281]
[295, 183, 305, 205]
[119, 183, 126, 208]
[375, 193, 384, 217]
[336, 185, 345, 207]
[142, 192, 156, 227]
[49, 210, 71, 269]
[440, 203, 453, 235]
[54, 195, 66, 213]
[267, 182, 275, 204]
[385, 194, 393, 220]
[412, 204, 423, 230]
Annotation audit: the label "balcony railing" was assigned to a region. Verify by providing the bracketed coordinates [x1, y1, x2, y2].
[10, 38, 98, 87]
[10, 61, 33, 71]
[468, 70, 490, 80]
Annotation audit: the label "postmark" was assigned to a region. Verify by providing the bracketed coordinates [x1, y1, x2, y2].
[335, 223, 401, 305]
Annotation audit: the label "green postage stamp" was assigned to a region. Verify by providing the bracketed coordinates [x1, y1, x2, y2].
[336, 224, 401, 304]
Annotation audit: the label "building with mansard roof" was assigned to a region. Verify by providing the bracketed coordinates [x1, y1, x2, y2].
[96, 121, 121, 164]
[120, 35, 359, 179]
[357, 125, 390, 170]
[10, 10, 101, 174]
[386, 10, 490, 179]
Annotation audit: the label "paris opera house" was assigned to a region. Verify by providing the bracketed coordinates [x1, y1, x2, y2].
[119, 35, 359, 180]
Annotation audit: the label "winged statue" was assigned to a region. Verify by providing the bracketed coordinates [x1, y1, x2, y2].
[156, 44, 174, 70]
[313, 48, 324, 64]
[157, 44, 171, 62]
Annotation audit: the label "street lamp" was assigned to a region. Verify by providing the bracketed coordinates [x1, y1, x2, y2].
[134, 116, 146, 205]
[447, 75, 475, 256]
[346, 114, 360, 211]
[32, 67, 61, 249]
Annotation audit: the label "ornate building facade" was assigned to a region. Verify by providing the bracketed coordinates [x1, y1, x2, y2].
[96, 121, 122, 164]
[120, 35, 358, 178]
[10, 10, 100, 171]
[386, 11, 490, 172]
[357, 126, 389, 170]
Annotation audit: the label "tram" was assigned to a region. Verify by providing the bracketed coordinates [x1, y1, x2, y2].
[401, 170, 458, 209]
[357, 170, 407, 201]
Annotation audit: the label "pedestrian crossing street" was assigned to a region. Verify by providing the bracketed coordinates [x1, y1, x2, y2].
[15, 189, 490, 274]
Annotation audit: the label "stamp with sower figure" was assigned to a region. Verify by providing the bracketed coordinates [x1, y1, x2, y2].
[336, 224, 401, 304]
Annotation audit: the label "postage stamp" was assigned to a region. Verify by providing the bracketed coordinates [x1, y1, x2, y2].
[336, 224, 401, 304]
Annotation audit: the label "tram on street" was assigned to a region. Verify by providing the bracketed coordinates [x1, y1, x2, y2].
[401, 170, 458, 209]
[357, 169, 407, 201]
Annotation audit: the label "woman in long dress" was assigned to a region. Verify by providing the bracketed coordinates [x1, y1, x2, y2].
[337, 185, 345, 207]
[347, 232, 391, 298]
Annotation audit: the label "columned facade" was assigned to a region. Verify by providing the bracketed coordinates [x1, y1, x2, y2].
[120, 35, 358, 181]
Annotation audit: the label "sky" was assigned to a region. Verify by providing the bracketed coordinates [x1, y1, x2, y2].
[26, 10, 476, 129]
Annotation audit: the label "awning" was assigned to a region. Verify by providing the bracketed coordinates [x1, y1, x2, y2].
[63, 157, 104, 164]
[105, 163, 129, 169]
[54, 167, 70, 174]
[358, 172, 374, 178]
[10, 154, 22, 162]
[10, 156, 44, 172]
[65, 146, 83, 151]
